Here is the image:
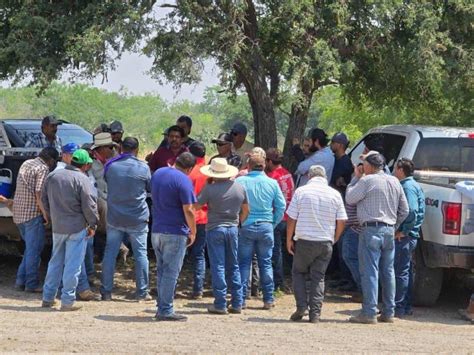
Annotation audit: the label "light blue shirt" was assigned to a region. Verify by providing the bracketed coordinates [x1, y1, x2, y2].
[296, 146, 335, 186]
[236, 170, 286, 227]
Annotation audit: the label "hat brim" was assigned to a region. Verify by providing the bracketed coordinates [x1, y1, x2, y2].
[91, 142, 118, 150]
[200, 164, 239, 179]
[212, 139, 231, 144]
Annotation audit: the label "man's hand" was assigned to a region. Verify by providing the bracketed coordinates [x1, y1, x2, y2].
[354, 164, 364, 178]
[287, 239, 295, 256]
[0, 195, 8, 204]
[42, 213, 50, 226]
[86, 227, 96, 239]
[187, 233, 196, 247]
[395, 231, 405, 241]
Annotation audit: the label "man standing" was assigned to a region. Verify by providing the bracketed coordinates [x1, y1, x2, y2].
[236, 154, 286, 309]
[100, 137, 151, 301]
[197, 158, 249, 314]
[41, 149, 98, 311]
[151, 152, 197, 321]
[176, 115, 196, 148]
[210, 132, 242, 168]
[25, 115, 63, 153]
[265, 148, 295, 291]
[230, 122, 254, 164]
[13, 147, 58, 292]
[109, 120, 124, 153]
[295, 128, 335, 187]
[346, 151, 409, 324]
[330, 132, 354, 195]
[148, 125, 188, 173]
[56, 143, 80, 169]
[287, 165, 347, 323]
[393, 158, 425, 317]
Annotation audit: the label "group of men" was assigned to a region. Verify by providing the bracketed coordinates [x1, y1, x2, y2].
[5, 114, 428, 325]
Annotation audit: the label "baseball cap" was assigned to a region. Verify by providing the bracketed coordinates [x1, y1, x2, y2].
[72, 149, 93, 165]
[109, 120, 124, 133]
[42, 115, 62, 126]
[266, 148, 283, 163]
[121, 137, 139, 150]
[230, 122, 248, 136]
[212, 133, 232, 144]
[360, 150, 385, 167]
[331, 132, 349, 146]
[188, 141, 206, 158]
[61, 143, 80, 155]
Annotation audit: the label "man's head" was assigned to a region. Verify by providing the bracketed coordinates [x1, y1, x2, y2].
[394, 157, 415, 180]
[212, 133, 233, 156]
[167, 125, 185, 150]
[302, 137, 312, 155]
[176, 115, 192, 138]
[330, 132, 350, 155]
[39, 147, 59, 170]
[308, 165, 327, 180]
[71, 149, 93, 172]
[309, 128, 329, 152]
[188, 141, 206, 159]
[92, 132, 117, 160]
[361, 150, 385, 175]
[230, 122, 248, 149]
[61, 143, 80, 165]
[248, 153, 266, 172]
[175, 152, 196, 175]
[121, 137, 139, 156]
[109, 120, 124, 143]
[41, 115, 62, 139]
[265, 148, 283, 171]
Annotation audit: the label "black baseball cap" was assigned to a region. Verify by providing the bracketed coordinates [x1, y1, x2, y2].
[188, 141, 206, 158]
[42, 115, 62, 126]
[110, 120, 124, 133]
[230, 122, 248, 136]
[212, 133, 232, 144]
[121, 137, 139, 150]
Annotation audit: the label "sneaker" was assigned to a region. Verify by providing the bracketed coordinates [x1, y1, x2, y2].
[241, 303, 247, 310]
[155, 313, 188, 322]
[77, 290, 100, 301]
[228, 306, 242, 314]
[377, 314, 395, 323]
[60, 303, 82, 312]
[101, 293, 112, 301]
[290, 309, 306, 322]
[41, 300, 57, 308]
[208, 305, 228, 315]
[263, 302, 275, 310]
[349, 313, 377, 324]
[191, 292, 203, 300]
[14, 284, 25, 291]
[25, 287, 42, 293]
[136, 293, 153, 302]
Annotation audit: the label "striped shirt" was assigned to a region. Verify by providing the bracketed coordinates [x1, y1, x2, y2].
[13, 157, 49, 224]
[346, 171, 409, 227]
[287, 177, 347, 243]
[345, 203, 362, 234]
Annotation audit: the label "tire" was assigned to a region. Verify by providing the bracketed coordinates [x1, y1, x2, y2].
[412, 243, 443, 306]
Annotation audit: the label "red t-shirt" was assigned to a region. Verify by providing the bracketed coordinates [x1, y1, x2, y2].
[267, 166, 295, 221]
[148, 145, 188, 173]
[189, 157, 208, 225]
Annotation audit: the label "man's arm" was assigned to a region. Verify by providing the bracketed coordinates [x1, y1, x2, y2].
[239, 203, 249, 224]
[345, 175, 367, 205]
[397, 185, 418, 239]
[334, 219, 346, 243]
[295, 155, 314, 176]
[286, 217, 297, 255]
[36, 169, 50, 223]
[182, 204, 196, 247]
[395, 186, 409, 230]
[80, 178, 99, 232]
[272, 184, 286, 227]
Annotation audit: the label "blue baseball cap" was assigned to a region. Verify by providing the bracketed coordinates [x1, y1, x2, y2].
[62, 143, 80, 155]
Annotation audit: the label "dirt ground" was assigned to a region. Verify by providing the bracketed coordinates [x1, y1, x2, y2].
[0, 256, 473, 354]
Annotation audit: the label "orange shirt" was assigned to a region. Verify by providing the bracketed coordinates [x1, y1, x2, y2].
[189, 157, 208, 225]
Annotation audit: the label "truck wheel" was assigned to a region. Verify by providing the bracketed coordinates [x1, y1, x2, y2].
[412, 244, 443, 306]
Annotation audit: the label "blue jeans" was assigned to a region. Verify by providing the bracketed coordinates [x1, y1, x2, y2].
[238, 222, 274, 304]
[272, 221, 286, 290]
[207, 226, 242, 310]
[43, 229, 88, 306]
[189, 224, 206, 295]
[15, 215, 45, 289]
[358, 225, 396, 317]
[152, 233, 188, 316]
[341, 227, 361, 291]
[84, 237, 95, 277]
[394, 236, 418, 315]
[101, 224, 149, 298]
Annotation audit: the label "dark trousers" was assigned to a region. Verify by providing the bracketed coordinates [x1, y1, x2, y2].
[292, 239, 333, 317]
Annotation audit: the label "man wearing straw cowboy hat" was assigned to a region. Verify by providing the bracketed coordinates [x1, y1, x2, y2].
[196, 158, 249, 314]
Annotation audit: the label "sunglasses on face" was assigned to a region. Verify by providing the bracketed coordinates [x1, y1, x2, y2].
[216, 142, 230, 147]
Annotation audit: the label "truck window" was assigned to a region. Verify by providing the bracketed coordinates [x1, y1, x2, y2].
[349, 133, 406, 171]
[413, 138, 474, 172]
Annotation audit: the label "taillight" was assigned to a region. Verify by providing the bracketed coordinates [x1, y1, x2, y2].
[442, 202, 462, 235]
[468, 133, 474, 138]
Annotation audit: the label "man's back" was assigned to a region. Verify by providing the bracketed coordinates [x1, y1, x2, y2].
[106, 156, 151, 228]
[296, 147, 335, 186]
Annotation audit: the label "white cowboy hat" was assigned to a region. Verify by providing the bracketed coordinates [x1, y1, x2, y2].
[91, 132, 118, 150]
[200, 158, 239, 179]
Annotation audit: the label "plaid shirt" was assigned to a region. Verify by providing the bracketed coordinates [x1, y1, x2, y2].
[13, 157, 50, 224]
[25, 132, 62, 153]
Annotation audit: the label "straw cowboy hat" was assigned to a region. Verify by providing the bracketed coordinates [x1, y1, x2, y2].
[200, 158, 239, 179]
[91, 132, 118, 150]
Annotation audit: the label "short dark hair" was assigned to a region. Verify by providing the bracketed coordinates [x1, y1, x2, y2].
[121, 137, 139, 152]
[396, 158, 415, 177]
[71, 160, 85, 169]
[175, 152, 196, 170]
[39, 147, 59, 162]
[310, 128, 329, 147]
[177, 115, 192, 128]
[168, 125, 185, 138]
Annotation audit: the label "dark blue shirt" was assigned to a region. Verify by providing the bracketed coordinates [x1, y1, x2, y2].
[330, 154, 354, 195]
[151, 167, 196, 235]
[105, 156, 151, 228]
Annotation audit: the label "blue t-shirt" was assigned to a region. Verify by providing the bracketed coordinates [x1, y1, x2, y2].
[151, 167, 196, 235]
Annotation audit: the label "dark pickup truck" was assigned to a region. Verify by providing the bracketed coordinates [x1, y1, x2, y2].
[0, 119, 92, 254]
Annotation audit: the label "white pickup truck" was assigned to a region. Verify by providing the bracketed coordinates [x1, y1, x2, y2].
[349, 125, 474, 306]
